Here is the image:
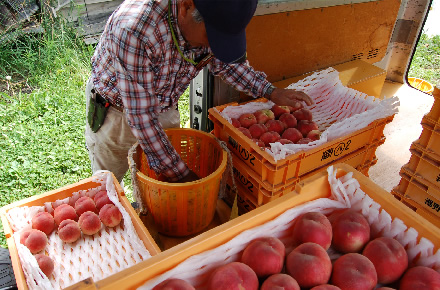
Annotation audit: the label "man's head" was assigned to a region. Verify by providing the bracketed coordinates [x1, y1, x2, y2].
[177, 0, 258, 64]
[177, 0, 210, 49]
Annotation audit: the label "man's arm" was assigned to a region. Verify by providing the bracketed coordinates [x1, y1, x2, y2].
[209, 60, 313, 107]
[108, 29, 192, 182]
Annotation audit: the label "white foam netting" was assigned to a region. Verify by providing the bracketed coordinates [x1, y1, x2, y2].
[138, 165, 440, 290]
[218, 67, 400, 162]
[6, 171, 152, 290]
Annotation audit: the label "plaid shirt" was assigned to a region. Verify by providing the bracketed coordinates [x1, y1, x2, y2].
[91, 0, 272, 181]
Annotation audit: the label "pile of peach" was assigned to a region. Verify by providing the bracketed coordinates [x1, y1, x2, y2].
[152, 209, 440, 290]
[19, 190, 122, 278]
[231, 103, 321, 148]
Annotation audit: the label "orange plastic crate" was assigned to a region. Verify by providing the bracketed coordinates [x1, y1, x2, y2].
[0, 173, 160, 290]
[404, 143, 440, 188]
[226, 139, 382, 208]
[208, 99, 392, 188]
[395, 167, 440, 218]
[92, 163, 440, 289]
[227, 153, 297, 205]
[425, 86, 440, 122]
[413, 116, 440, 160]
[391, 191, 440, 228]
[224, 181, 260, 215]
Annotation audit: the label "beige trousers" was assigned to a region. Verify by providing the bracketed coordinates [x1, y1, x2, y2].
[84, 78, 180, 182]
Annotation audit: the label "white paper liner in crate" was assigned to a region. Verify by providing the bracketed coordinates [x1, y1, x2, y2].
[6, 171, 152, 290]
[139, 165, 440, 289]
[218, 67, 400, 162]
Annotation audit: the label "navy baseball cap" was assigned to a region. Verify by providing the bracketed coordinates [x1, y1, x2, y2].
[193, 0, 258, 64]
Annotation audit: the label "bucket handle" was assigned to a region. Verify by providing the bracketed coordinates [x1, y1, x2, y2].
[216, 139, 239, 220]
[128, 142, 147, 214]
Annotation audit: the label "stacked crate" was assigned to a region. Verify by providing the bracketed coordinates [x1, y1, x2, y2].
[392, 86, 440, 226]
[209, 100, 394, 215]
[93, 163, 440, 290]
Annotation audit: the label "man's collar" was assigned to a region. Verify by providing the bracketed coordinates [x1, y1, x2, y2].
[169, 0, 187, 49]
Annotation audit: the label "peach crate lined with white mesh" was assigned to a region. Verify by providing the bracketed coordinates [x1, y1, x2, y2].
[93, 163, 440, 289]
[218, 67, 399, 162]
[1, 171, 159, 290]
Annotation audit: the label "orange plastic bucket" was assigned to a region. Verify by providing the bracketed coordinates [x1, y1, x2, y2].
[408, 77, 434, 94]
[130, 128, 227, 237]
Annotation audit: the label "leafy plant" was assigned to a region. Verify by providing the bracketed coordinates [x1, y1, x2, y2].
[408, 34, 440, 87]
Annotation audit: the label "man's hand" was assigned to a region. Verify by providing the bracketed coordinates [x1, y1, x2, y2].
[269, 88, 314, 107]
[173, 169, 200, 183]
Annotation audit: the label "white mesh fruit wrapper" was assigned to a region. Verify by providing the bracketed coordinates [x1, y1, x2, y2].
[6, 171, 152, 290]
[139, 165, 440, 289]
[218, 67, 399, 161]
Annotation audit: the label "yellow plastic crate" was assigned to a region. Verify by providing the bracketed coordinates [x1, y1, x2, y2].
[92, 163, 440, 289]
[209, 99, 392, 189]
[0, 173, 160, 290]
[225, 139, 382, 209]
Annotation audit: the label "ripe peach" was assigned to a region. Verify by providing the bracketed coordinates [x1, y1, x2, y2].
[330, 253, 377, 290]
[231, 118, 241, 128]
[20, 229, 48, 254]
[296, 137, 313, 144]
[307, 129, 321, 141]
[58, 219, 81, 243]
[271, 105, 291, 119]
[94, 190, 114, 211]
[260, 273, 300, 290]
[74, 196, 97, 216]
[293, 108, 313, 121]
[32, 212, 55, 236]
[286, 242, 332, 288]
[252, 138, 266, 147]
[265, 120, 286, 134]
[207, 262, 258, 290]
[248, 123, 268, 139]
[35, 253, 54, 277]
[311, 285, 342, 290]
[260, 131, 280, 145]
[288, 101, 304, 112]
[237, 127, 252, 139]
[331, 209, 371, 253]
[238, 113, 258, 128]
[53, 204, 78, 226]
[279, 113, 298, 128]
[78, 211, 101, 235]
[99, 204, 122, 227]
[241, 237, 285, 278]
[281, 128, 303, 143]
[254, 109, 275, 124]
[362, 237, 408, 284]
[278, 138, 294, 145]
[399, 266, 440, 290]
[292, 212, 333, 250]
[152, 278, 195, 290]
[297, 120, 319, 137]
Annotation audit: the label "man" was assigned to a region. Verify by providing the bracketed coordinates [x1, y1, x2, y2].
[85, 0, 313, 183]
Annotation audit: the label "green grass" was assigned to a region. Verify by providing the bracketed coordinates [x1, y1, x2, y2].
[408, 34, 440, 87]
[0, 16, 192, 249]
[0, 13, 438, 249]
